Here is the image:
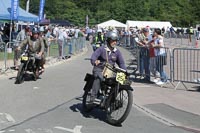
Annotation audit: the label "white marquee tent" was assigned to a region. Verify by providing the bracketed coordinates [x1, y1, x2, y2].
[126, 20, 172, 29]
[97, 19, 127, 29]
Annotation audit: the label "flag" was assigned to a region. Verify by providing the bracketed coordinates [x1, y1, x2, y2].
[39, 0, 45, 21]
[11, 0, 19, 20]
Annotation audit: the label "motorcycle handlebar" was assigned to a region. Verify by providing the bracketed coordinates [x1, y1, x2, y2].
[99, 62, 129, 75]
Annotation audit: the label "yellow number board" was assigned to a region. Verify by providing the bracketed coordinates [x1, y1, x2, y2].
[21, 56, 28, 61]
[116, 72, 126, 85]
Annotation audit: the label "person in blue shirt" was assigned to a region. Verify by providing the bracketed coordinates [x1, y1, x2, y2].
[90, 30, 126, 102]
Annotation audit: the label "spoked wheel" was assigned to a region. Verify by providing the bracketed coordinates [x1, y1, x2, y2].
[106, 89, 133, 126]
[15, 63, 25, 84]
[82, 91, 95, 112]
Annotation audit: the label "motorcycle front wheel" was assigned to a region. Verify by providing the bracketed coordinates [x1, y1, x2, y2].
[15, 63, 25, 84]
[106, 88, 133, 126]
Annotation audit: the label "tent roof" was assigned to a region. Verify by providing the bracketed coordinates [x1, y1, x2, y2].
[97, 19, 127, 28]
[50, 19, 72, 26]
[126, 20, 172, 29]
[0, 0, 38, 22]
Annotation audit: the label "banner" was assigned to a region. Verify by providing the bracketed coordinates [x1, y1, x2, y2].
[38, 0, 45, 21]
[11, 0, 19, 20]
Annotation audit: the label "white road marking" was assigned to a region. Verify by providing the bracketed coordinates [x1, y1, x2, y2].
[0, 131, 5, 133]
[0, 113, 15, 123]
[33, 87, 39, 90]
[25, 129, 35, 133]
[4, 113, 15, 123]
[54, 125, 82, 133]
[8, 129, 15, 132]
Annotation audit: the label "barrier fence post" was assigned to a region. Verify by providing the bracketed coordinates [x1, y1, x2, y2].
[195, 39, 198, 48]
[68, 39, 72, 55]
[4, 42, 8, 71]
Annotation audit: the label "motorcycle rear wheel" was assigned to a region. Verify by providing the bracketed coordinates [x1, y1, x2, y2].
[33, 68, 39, 81]
[106, 89, 133, 126]
[15, 63, 25, 84]
[82, 91, 94, 112]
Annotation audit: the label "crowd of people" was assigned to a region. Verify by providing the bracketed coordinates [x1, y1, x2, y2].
[0, 23, 89, 73]
[0, 23, 185, 85]
[88, 26, 169, 85]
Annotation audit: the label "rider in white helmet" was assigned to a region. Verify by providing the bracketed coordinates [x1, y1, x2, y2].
[92, 28, 104, 51]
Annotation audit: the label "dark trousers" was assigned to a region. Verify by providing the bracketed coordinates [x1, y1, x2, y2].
[91, 67, 104, 98]
[139, 48, 150, 80]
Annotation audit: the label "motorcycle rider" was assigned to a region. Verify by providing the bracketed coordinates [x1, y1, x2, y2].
[90, 30, 126, 102]
[92, 29, 104, 51]
[16, 27, 45, 76]
[14, 26, 31, 70]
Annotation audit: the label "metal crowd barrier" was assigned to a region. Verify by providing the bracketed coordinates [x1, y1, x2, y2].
[131, 46, 172, 82]
[0, 37, 87, 73]
[119, 33, 198, 48]
[0, 41, 17, 73]
[48, 37, 86, 58]
[130, 45, 200, 89]
[0, 42, 6, 71]
[172, 48, 200, 90]
[163, 33, 196, 48]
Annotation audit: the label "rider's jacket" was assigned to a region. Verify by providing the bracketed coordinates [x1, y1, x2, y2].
[91, 45, 126, 70]
[94, 34, 104, 44]
[19, 36, 44, 54]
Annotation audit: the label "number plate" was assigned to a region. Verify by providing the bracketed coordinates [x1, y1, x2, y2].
[116, 72, 126, 85]
[96, 44, 100, 47]
[21, 56, 28, 61]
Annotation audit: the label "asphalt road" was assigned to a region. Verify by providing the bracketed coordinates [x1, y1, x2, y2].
[0, 45, 193, 133]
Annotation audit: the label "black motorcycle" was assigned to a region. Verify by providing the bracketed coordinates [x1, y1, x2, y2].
[15, 50, 41, 84]
[82, 63, 133, 126]
[93, 41, 103, 51]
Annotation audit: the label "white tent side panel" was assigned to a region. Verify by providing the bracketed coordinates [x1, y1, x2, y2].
[126, 20, 172, 29]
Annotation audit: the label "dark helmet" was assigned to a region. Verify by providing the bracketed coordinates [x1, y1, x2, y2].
[106, 31, 119, 42]
[32, 27, 39, 34]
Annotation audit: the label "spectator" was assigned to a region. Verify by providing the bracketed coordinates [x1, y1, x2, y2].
[166, 26, 170, 38]
[39, 26, 49, 73]
[198, 27, 200, 40]
[153, 28, 168, 85]
[161, 27, 165, 35]
[135, 28, 151, 82]
[57, 27, 68, 59]
[149, 35, 159, 83]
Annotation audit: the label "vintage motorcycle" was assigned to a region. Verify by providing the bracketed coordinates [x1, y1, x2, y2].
[82, 63, 133, 126]
[15, 50, 41, 84]
[92, 41, 103, 51]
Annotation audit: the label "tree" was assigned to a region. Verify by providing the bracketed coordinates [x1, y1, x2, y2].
[19, 0, 200, 27]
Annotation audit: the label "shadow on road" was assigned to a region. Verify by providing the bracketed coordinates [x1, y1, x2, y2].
[8, 73, 42, 84]
[69, 97, 108, 124]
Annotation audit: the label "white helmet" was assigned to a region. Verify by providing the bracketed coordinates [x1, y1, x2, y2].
[39, 26, 45, 32]
[97, 29, 102, 33]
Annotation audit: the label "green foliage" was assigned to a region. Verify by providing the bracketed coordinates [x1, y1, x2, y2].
[19, 0, 200, 27]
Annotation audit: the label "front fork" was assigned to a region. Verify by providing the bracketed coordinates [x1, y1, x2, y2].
[110, 83, 124, 109]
